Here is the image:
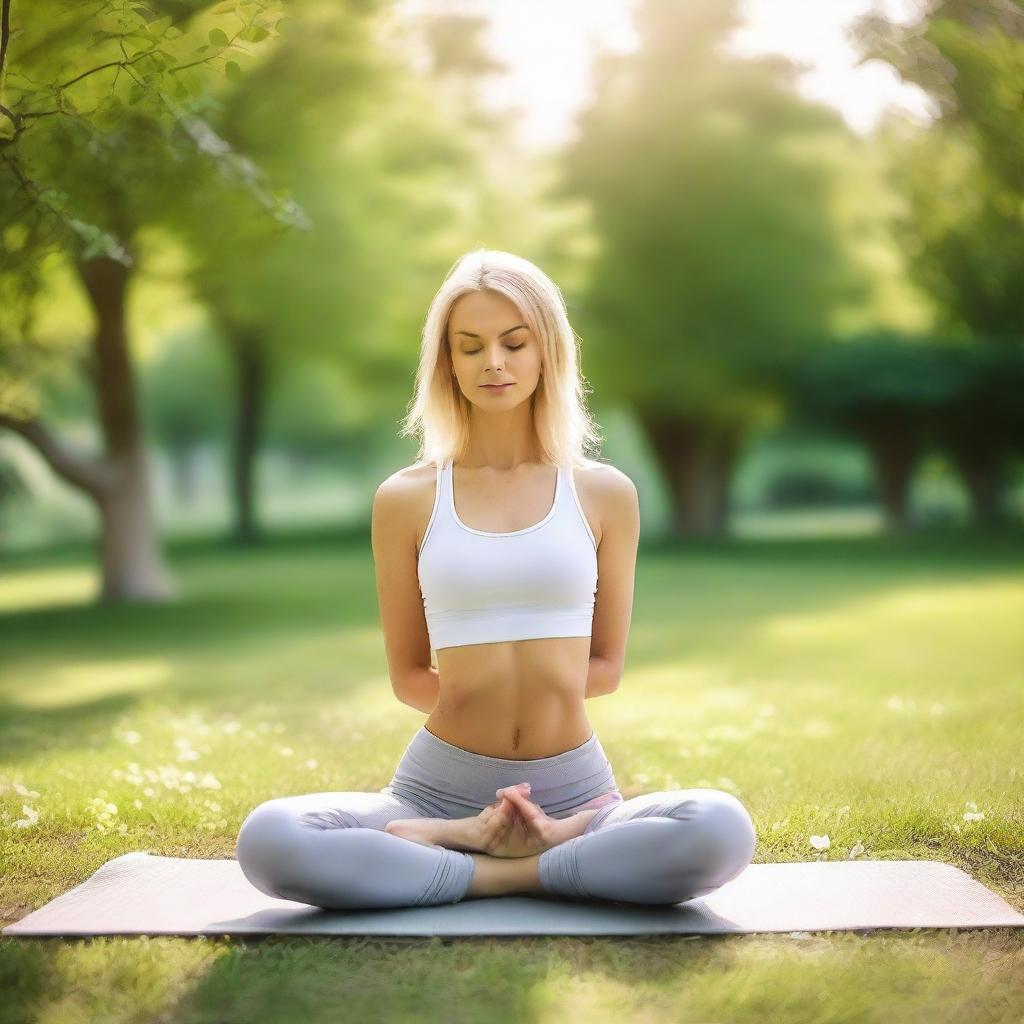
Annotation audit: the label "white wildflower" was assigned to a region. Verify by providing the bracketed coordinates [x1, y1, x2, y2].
[11, 805, 39, 828]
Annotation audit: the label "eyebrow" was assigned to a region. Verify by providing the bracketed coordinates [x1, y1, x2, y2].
[452, 324, 527, 339]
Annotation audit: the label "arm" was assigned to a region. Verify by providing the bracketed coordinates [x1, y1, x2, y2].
[371, 471, 439, 714]
[582, 466, 641, 699]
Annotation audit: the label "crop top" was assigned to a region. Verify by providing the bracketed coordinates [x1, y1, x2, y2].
[417, 457, 599, 650]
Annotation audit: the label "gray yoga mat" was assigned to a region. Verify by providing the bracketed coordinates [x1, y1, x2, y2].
[5, 852, 1023, 937]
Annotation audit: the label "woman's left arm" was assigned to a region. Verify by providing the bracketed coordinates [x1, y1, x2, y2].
[584, 467, 641, 699]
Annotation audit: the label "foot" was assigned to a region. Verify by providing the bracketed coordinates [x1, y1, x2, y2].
[383, 816, 473, 851]
[384, 783, 606, 857]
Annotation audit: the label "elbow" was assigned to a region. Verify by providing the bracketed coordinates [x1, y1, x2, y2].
[588, 653, 623, 698]
[604, 656, 625, 694]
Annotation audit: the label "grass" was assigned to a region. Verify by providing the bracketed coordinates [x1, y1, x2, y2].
[1, 526, 1023, 1024]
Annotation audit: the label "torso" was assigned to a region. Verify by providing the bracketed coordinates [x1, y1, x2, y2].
[413, 459, 604, 760]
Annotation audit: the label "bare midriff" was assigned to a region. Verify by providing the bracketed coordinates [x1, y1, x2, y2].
[423, 635, 594, 759]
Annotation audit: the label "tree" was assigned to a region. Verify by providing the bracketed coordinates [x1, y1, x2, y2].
[0, 0, 300, 598]
[850, 0, 1024, 524]
[560, 0, 864, 537]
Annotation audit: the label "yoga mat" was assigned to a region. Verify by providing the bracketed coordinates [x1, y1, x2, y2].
[4, 852, 1022, 937]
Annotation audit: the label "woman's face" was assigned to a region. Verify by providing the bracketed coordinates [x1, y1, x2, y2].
[447, 290, 543, 407]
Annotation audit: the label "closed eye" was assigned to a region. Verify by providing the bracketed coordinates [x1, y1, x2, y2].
[466, 344, 525, 353]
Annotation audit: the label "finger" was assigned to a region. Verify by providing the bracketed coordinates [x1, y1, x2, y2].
[501, 786, 542, 820]
[491, 799, 515, 827]
[495, 783, 531, 800]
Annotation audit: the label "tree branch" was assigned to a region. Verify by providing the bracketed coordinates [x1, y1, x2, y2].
[0, 412, 120, 498]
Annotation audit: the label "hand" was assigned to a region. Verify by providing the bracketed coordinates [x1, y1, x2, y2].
[383, 784, 536, 854]
[481, 782, 604, 858]
[384, 783, 607, 857]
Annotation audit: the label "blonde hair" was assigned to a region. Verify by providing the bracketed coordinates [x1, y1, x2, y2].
[399, 248, 603, 469]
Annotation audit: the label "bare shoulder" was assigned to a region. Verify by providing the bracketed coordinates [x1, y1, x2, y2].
[572, 459, 639, 547]
[575, 458, 637, 501]
[372, 461, 440, 551]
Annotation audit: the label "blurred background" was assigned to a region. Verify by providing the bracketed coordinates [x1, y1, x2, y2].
[1, 0, 1023, 598]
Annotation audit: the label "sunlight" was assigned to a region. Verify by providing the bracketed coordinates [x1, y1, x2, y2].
[0, 567, 97, 613]
[13, 659, 173, 710]
[396, 0, 931, 148]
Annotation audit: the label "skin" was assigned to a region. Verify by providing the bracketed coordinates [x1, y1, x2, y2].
[371, 288, 641, 895]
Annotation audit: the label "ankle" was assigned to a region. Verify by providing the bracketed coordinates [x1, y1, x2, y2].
[466, 852, 542, 898]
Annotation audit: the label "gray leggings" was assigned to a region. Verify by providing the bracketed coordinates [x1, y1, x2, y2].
[236, 725, 757, 909]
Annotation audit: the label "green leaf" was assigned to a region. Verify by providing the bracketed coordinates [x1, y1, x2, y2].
[209, 27, 229, 47]
[225, 60, 242, 81]
[238, 25, 268, 42]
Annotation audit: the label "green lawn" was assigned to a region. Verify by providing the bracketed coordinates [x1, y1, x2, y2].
[2, 528, 1023, 1024]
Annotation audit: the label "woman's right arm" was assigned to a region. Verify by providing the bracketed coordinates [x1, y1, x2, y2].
[371, 472, 440, 715]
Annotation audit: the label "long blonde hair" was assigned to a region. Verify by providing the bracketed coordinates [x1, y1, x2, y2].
[399, 248, 603, 469]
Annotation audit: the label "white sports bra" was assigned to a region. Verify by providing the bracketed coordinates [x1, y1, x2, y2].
[417, 458, 599, 651]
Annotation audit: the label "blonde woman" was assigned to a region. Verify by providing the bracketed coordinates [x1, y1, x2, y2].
[236, 250, 756, 908]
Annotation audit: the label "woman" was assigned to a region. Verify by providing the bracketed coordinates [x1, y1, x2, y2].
[235, 249, 756, 909]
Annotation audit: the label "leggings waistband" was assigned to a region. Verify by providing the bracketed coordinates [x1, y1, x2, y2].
[414, 724, 603, 770]
[383, 725, 621, 818]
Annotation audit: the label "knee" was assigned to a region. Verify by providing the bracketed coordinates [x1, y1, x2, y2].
[698, 790, 756, 879]
[657, 789, 757, 900]
[235, 798, 306, 899]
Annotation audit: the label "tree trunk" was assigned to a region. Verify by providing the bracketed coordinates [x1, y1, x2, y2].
[77, 255, 175, 602]
[638, 409, 739, 538]
[228, 330, 267, 545]
[97, 448, 176, 600]
[946, 439, 1009, 528]
[858, 419, 917, 532]
[709, 422, 743, 533]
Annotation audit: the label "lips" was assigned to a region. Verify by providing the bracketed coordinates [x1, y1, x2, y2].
[481, 383, 513, 390]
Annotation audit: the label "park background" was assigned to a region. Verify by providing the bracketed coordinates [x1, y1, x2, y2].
[2, 1, 1022, 1022]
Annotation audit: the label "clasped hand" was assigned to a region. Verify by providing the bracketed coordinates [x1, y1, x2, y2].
[472, 782, 601, 858]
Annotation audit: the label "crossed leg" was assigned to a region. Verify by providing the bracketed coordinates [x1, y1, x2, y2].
[235, 786, 756, 910]
[537, 788, 757, 904]
[236, 789, 477, 909]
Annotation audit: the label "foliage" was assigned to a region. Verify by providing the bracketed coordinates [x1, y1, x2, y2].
[562, 0, 866, 427]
